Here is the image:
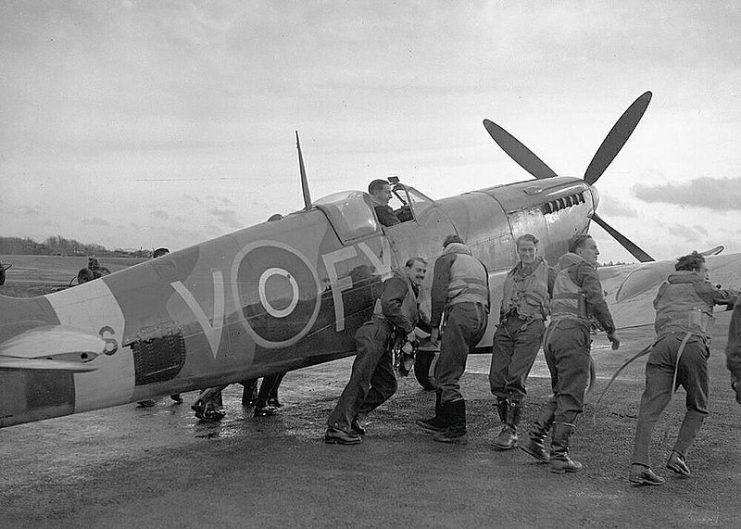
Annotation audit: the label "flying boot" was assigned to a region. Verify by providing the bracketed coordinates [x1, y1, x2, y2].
[433, 399, 468, 444]
[266, 372, 286, 408]
[521, 402, 555, 462]
[351, 413, 367, 436]
[416, 390, 448, 432]
[192, 388, 226, 421]
[493, 399, 520, 451]
[254, 375, 280, 416]
[549, 422, 582, 474]
[666, 451, 691, 477]
[241, 379, 258, 407]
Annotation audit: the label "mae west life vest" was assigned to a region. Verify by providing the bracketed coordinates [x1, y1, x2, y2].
[550, 264, 589, 323]
[501, 260, 550, 320]
[654, 279, 714, 339]
[447, 253, 489, 309]
[372, 271, 419, 329]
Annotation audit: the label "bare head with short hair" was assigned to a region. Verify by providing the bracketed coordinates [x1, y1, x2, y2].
[405, 257, 428, 268]
[153, 247, 170, 259]
[443, 234, 464, 248]
[569, 234, 600, 266]
[368, 179, 389, 194]
[516, 234, 539, 264]
[368, 179, 392, 206]
[516, 234, 539, 248]
[675, 251, 706, 272]
[568, 234, 593, 254]
[404, 256, 427, 287]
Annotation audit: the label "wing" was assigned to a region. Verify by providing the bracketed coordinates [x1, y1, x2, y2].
[599, 252, 741, 330]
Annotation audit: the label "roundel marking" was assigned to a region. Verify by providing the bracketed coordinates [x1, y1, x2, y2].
[258, 267, 299, 318]
[231, 240, 322, 349]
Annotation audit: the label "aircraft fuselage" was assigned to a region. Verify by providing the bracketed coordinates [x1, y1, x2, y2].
[0, 176, 594, 428]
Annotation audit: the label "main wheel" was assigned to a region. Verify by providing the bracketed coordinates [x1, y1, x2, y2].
[413, 350, 438, 390]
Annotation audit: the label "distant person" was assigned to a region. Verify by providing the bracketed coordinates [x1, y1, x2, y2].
[87, 257, 111, 279]
[368, 179, 400, 227]
[152, 247, 169, 259]
[137, 248, 182, 407]
[76, 268, 95, 285]
[76, 257, 108, 286]
[629, 252, 738, 486]
[1, 260, 12, 286]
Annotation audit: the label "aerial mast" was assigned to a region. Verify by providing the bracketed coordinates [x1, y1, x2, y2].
[295, 131, 312, 211]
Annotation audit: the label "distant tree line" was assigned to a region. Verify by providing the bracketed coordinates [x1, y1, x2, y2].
[0, 236, 151, 258]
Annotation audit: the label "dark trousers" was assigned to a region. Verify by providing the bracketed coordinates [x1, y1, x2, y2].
[631, 334, 709, 467]
[489, 318, 545, 401]
[436, 302, 488, 403]
[256, 372, 286, 405]
[327, 319, 397, 431]
[543, 320, 591, 425]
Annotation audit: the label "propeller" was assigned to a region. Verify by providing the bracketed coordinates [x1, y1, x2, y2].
[483, 92, 655, 262]
[591, 213, 653, 262]
[584, 91, 652, 185]
[483, 119, 557, 180]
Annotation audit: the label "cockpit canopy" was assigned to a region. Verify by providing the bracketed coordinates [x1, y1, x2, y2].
[315, 191, 378, 242]
[314, 183, 438, 243]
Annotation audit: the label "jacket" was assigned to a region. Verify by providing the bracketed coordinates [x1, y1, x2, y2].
[654, 270, 737, 340]
[550, 252, 615, 333]
[430, 242, 489, 327]
[500, 257, 554, 320]
[372, 270, 420, 334]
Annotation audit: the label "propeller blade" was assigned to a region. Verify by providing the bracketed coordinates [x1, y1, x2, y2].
[584, 91, 652, 185]
[591, 212, 654, 262]
[483, 119, 558, 180]
[700, 245, 724, 256]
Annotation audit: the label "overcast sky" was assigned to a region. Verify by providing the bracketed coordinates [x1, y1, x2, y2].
[1, 1, 740, 263]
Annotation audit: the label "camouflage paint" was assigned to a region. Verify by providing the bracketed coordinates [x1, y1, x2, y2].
[0, 177, 594, 429]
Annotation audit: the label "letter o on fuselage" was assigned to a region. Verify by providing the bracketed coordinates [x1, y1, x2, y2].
[231, 240, 322, 348]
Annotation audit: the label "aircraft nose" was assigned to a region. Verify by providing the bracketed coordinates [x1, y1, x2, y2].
[589, 184, 600, 212]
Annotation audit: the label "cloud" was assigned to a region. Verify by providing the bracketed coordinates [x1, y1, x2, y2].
[19, 205, 43, 216]
[633, 177, 741, 211]
[596, 198, 638, 217]
[82, 217, 112, 226]
[666, 224, 709, 244]
[151, 210, 169, 220]
[207, 195, 235, 206]
[208, 207, 242, 228]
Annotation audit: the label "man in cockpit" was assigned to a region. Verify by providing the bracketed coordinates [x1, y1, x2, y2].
[368, 179, 400, 227]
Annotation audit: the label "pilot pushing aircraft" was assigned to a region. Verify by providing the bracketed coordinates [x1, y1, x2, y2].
[417, 235, 489, 444]
[629, 252, 739, 486]
[325, 257, 429, 445]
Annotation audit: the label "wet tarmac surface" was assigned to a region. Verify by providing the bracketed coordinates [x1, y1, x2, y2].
[2, 314, 741, 528]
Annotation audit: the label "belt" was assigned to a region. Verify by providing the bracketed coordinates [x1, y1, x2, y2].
[503, 313, 542, 322]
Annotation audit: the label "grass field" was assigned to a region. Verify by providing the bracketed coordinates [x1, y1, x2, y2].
[0, 254, 147, 297]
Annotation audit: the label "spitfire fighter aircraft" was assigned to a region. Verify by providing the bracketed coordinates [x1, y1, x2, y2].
[1, 91, 737, 429]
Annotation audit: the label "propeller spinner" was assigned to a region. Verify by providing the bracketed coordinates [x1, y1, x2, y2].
[483, 92, 654, 262]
